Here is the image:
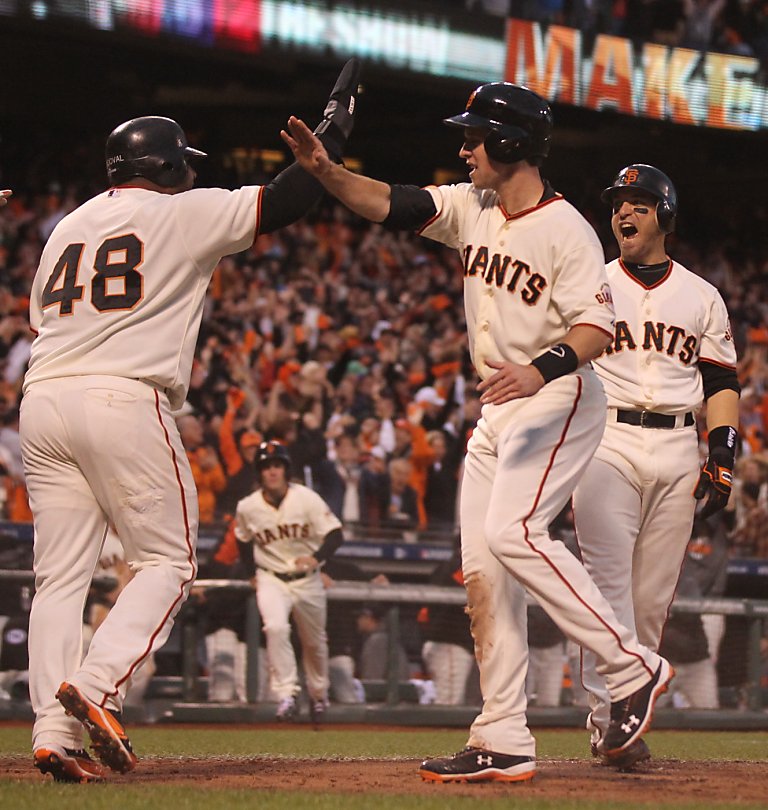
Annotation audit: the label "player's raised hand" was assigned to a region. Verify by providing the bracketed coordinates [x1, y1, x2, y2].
[281, 116, 333, 177]
[0, 190, 12, 207]
[478, 359, 545, 404]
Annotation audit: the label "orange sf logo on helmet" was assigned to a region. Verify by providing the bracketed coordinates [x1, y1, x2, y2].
[466, 89, 478, 110]
[622, 168, 639, 184]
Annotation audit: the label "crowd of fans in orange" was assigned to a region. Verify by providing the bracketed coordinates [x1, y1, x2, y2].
[0, 172, 766, 558]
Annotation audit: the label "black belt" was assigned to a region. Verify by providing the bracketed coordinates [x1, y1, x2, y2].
[615, 409, 694, 429]
[262, 568, 312, 582]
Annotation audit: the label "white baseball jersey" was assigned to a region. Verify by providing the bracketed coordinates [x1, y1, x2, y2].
[420, 183, 615, 375]
[235, 483, 342, 574]
[24, 185, 262, 410]
[594, 258, 737, 412]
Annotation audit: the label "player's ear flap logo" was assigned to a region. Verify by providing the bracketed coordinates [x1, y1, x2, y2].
[466, 89, 477, 111]
[623, 169, 640, 185]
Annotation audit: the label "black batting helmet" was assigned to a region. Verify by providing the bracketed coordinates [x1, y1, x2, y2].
[601, 164, 678, 234]
[444, 82, 553, 165]
[105, 116, 207, 188]
[255, 441, 291, 475]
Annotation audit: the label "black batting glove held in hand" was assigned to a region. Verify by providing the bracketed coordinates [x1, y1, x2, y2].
[314, 57, 361, 161]
[693, 425, 737, 519]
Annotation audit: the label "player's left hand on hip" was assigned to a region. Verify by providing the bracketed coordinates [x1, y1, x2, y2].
[478, 360, 545, 404]
[295, 555, 318, 573]
[313, 57, 361, 160]
[693, 448, 734, 519]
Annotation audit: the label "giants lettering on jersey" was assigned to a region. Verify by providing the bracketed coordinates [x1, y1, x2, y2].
[602, 320, 698, 364]
[252, 522, 310, 548]
[463, 245, 547, 306]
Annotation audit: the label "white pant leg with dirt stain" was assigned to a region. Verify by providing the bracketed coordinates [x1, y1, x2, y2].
[460, 370, 661, 758]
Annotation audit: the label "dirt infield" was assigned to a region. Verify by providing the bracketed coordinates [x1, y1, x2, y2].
[4, 754, 768, 804]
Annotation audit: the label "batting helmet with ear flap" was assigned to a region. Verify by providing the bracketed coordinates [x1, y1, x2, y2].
[255, 440, 292, 475]
[443, 82, 553, 165]
[601, 164, 678, 233]
[105, 116, 207, 188]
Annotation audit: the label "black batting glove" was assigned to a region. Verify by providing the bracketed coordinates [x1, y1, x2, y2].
[314, 57, 361, 161]
[693, 425, 737, 519]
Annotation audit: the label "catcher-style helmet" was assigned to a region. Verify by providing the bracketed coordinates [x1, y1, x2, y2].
[601, 164, 678, 234]
[444, 82, 553, 165]
[255, 440, 291, 475]
[105, 116, 207, 188]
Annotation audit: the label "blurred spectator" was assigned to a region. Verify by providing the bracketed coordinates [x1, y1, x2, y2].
[418, 540, 477, 705]
[383, 458, 420, 532]
[526, 605, 566, 707]
[321, 557, 390, 703]
[177, 412, 227, 524]
[314, 433, 364, 523]
[423, 429, 461, 532]
[356, 604, 411, 681]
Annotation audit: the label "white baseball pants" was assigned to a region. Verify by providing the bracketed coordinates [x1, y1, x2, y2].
[460, 369, 661, 758]
[573, 419, 698, 736]
[255, 569, 329, 701]
[21, 376, 198, 751]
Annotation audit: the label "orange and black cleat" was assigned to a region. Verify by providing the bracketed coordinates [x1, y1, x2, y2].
[34, 745, 105, 783]
[56, 682, 137, 774]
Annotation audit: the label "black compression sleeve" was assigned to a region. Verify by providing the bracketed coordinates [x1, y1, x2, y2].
[258, 162, 325, 234]
[314, 527, 344, 563]
[700, 360, 741, 401]
[382, 185, 437, 231]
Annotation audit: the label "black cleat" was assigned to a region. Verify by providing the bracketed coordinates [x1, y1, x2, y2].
[419, 746, 535, 783]
[603, 659, 673, 757]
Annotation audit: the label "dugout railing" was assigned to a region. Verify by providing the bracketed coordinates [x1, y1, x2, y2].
[1, 572, 766, 728]
[169, 579, 768, 728]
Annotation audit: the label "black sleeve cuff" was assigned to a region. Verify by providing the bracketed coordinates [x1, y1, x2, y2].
[382, 185, 437, 231]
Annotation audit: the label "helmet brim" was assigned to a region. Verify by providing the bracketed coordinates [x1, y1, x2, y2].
[184, 146, 207, 161]
[443, 112, 527, 141]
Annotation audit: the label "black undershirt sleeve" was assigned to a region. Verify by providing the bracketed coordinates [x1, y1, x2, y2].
[699, 360, 741, 401]
[258, 162, 326, 234]
[382, 184, 438, 231]
[237, 540, 256, 578]
[314, 527, 344, 563]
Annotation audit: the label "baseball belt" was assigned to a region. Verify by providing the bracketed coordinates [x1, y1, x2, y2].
[261, 568, 314, 583]
[612, 408, 694, 429]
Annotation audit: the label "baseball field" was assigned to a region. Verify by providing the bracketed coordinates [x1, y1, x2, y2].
[1, 722, 767, 808]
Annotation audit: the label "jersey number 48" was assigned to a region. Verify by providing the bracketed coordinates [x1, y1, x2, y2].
[42, 233, 143, 316]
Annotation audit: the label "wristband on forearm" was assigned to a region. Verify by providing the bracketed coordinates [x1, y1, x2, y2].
[707, 425, 737, 464]
[530, 343, 579, 384]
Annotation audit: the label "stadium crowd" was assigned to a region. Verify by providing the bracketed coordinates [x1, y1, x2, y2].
[0, 163, 767, 558]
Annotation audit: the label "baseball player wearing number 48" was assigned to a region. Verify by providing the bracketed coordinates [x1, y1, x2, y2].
[282, 82, 673, 783]
[572, 164, 739, 769]
[20, 58, 361, 782]
[235, 441, 344, 723]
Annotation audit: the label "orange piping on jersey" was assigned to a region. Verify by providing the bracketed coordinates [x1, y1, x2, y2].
[254, 186, 265, 236]
[415, 185, 442, 235]
[571, 322, 615, 341]
[500, 193, 563, 221]
[698, 356, 737, 370]
[618, 257, 673, 290]
[29, 326, 38, 336]
[521, 376, 655, 680]
[107, 389, 197, 700]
